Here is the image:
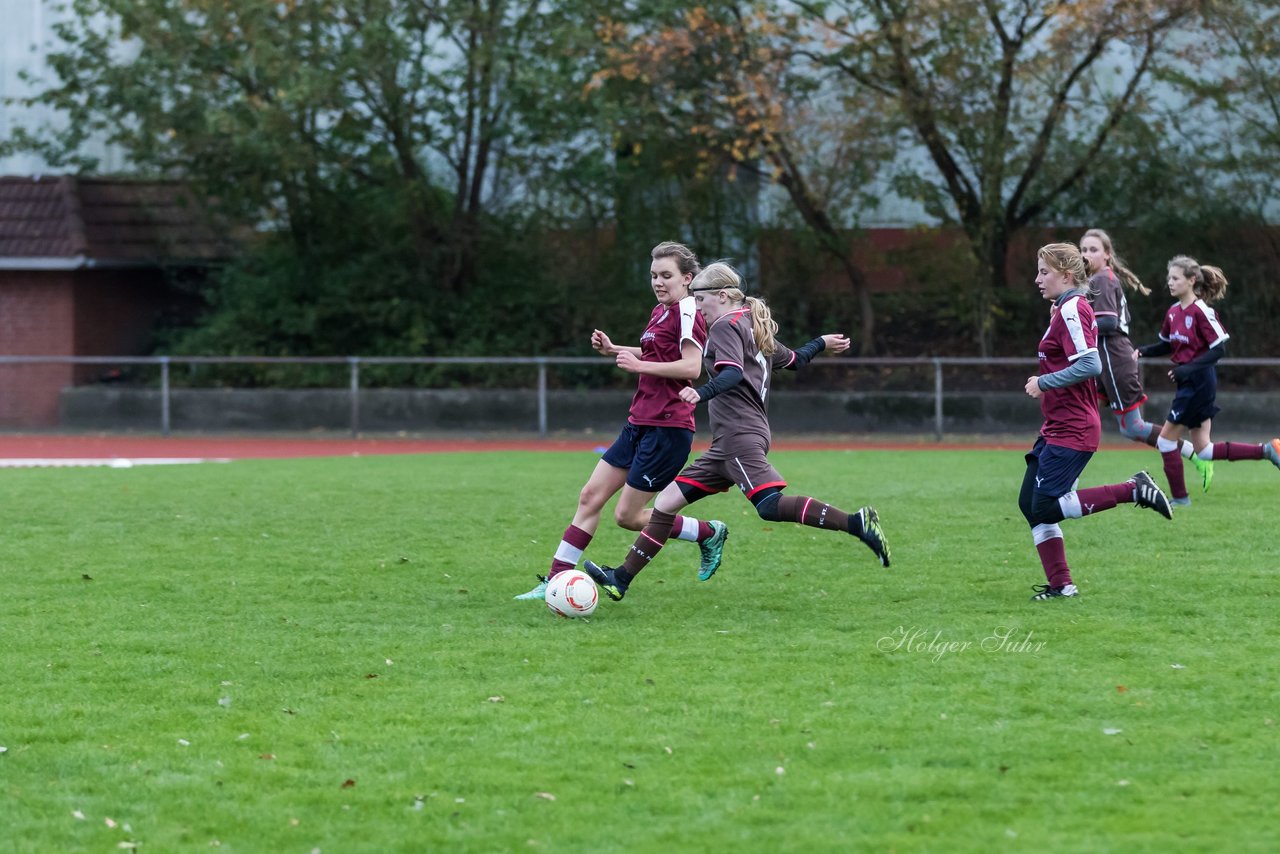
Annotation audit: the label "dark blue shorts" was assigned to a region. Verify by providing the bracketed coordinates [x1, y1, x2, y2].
[1025, 436, 1093, 498]
[1168, 368, 1220, 428]
[602, 422, 694, 492]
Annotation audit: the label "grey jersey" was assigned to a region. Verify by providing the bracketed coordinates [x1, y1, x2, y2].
[702, 307, 797, 445]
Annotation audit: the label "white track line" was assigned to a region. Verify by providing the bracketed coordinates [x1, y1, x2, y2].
[0, 458, 232, 468]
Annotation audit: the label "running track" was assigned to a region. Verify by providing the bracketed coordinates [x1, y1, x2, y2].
[0, 434, 1142, 462]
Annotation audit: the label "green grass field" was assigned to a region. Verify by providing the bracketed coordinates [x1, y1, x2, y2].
[2, 448, 1278, 852]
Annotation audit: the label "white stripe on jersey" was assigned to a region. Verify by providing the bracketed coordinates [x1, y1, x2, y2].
[1059, 294, 1097, 362]
[677, 296, 704, 352]
[1194, 299, 1231, 349]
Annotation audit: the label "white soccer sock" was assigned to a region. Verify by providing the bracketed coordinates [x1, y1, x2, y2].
[553, 541, 585, 566]
[671, 515, 699, 542]
[1197, 445, 1215, 461]
[1179, 441, 1194, 459]
[1156, 437, 1179, 454]
[1057, 493, 1083, 519]
[1032, 523, 1063, 544]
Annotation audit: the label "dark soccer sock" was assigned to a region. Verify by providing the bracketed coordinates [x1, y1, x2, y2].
[619, 509, 677, 580]
[1161, 450, 1188, 500]
[774, 495, 850, 532]
[1035, 534, 1072, 587]
[1073, 482, 1134, 515]
[1211, 442, 1265, 461]
[549, 524, 592, 578]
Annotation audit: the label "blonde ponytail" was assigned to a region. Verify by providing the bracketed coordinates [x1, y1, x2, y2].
[690, 261, 779, 355]
[744, 296, 778, 356]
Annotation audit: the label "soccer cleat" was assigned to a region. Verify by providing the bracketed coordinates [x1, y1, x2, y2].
[698, 520, 729, 581]
[582, 560, 629, 601]
[513, 575, 549, 601]
[1189, 452, 1214, 492]
[1030, 583, 1078, 601]
[1170, 496, 1191, 507]
[1265, 438, 1280, 471]
[854, 507, 891, 568]
[1131, 471, 1173, 520]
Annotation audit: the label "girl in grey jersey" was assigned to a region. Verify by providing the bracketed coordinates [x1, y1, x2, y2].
[1080, 228, 1210, 504]
[582, 262, 890, 602]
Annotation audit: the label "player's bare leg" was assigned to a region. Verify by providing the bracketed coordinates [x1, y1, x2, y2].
[515, 461, 627, 600]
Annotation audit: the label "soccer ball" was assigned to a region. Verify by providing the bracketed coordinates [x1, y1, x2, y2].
[545, 570, 599, 618]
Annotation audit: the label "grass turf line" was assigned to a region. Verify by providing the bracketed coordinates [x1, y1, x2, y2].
[1, 450, 1277, 851]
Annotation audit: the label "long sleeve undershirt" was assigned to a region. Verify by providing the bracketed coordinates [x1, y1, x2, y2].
[1037, 350, 1102, 390]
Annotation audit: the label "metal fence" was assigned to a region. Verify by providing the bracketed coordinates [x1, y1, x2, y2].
[3, 354, 1279, 439]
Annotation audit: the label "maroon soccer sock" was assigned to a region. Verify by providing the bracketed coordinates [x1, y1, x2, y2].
[1074, 482, 1134, 515]
[670, 515, 715, 542]
[774, 495, 850, 531]
[549, 524, 592, 578]
[1161, 449, 1188, 500]
[1212, 442, 1264, 461]
[619, 509, 677, 579]
[1035, 535, 1072, 587]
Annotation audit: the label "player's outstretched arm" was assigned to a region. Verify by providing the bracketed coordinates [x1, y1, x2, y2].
[615, 339, 701, 380]
[593, 329, 642, 359]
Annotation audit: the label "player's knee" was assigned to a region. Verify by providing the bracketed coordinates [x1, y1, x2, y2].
[613, 506, 645, 530]
[1117, 418, 1148, 441]
[753, 489, 783, 522]
[1030, 492, 1064, 525]
[1018, 492, 1035, 526]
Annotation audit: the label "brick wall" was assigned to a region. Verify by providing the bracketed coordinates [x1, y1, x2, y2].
[0, 270, 75, 426]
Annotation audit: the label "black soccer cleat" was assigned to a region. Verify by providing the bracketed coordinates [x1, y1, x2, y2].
[1030, 583, 1078, 601]
[1131, 471, 1173, 520]
[853, 506, 891, 568]
[582, 560, 629, 601]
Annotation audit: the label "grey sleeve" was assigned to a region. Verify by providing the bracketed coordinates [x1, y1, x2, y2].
[1037, 350, 1102, 390]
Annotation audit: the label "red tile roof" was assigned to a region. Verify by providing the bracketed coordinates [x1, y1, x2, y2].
[0, 175, 232, 265]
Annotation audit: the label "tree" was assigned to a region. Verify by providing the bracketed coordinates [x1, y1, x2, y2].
[589, 3, 895, 353]
[1168, 0, 1280, 213]
[3, 0, 612, 354]
[794, 0, 1202, 354]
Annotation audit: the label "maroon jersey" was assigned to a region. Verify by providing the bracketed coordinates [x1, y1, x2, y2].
[628, 296, 707, 430]
[1159, 299, 1229, 365]
[1038, 292, 1101, 452]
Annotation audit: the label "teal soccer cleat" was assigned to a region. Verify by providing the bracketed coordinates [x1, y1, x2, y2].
[698, 520, 729, 581]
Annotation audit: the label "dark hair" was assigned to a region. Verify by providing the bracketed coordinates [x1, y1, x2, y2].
[651, 241, 701, 278]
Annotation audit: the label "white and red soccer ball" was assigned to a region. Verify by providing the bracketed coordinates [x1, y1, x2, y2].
[545, 570, 598, 618]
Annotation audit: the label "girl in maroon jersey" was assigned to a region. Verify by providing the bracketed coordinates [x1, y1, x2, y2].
[1080, 228, 1211, 504]
[1020, 243, 1173, 601]
[580, 261, 889, 602]
[1133, 255, 1280, 479]
[515, 242, 729, 601]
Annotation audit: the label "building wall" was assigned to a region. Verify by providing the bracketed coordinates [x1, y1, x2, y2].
[0, 269, 74, 425]
[0, 0, 126, 175]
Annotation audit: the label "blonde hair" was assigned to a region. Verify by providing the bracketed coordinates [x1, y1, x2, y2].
[1081, 228, 1150, 296]
[1168, 255, 1228, 303]
[1038, 243, 1089, 289]
[651, 241, 701, 279]
[690, 261, 779, 356]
